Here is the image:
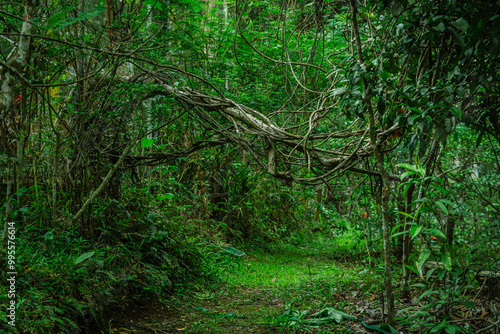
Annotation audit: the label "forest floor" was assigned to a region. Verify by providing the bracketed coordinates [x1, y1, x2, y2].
[105, 237, 393, 333]
[105, 237, 499, 334]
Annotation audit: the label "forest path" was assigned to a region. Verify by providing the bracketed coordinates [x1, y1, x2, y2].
[107, 240, 378, 333]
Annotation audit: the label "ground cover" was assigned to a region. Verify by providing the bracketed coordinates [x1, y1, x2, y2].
[106, 235, 393, 333]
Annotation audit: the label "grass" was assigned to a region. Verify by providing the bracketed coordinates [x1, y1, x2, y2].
[106, 230, 375, 333]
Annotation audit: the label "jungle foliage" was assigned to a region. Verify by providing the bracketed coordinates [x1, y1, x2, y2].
[0, 0, 499, 332]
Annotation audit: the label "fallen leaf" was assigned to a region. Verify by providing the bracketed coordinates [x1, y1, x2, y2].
[271, 277, 276, 283]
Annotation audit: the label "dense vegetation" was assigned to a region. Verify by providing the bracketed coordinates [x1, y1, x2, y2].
[1, 0, 499, 333]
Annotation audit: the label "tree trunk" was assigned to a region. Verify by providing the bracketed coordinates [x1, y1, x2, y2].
[314, 188, 322, 222]
[0, 0, 34, 277]
[446, 213, 456, 245]
[349, 0, 394, 323]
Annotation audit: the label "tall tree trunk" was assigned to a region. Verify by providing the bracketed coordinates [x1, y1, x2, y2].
[445, 213, 456, 245]
[0, 0, 35, 276]
[350, 0, 394, 324]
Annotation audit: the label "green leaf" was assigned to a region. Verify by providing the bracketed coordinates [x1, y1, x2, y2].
[445, 325, 458, 334]
[141, 138, 154, 148]
[416, 289, 439, 302]
[451, 18, 469, 32]
[75, 251, 95, 264]
[418, 249, 431, 269]
[391, 224, 403, 236]
[397, 163, 423, 174]
[451, 106, 461, 119]
[411, 225, 423, 240]
[426, 268, 437, 282]
[390, 230, 411, 239]
[361, 321, 400, 333]
[222, 246, 245, 257]
[160, 193, 174, 200]
[279, 306, 356, 326]
[330, 87, 347, 96]
[455, 300, 476, 310]
[439, 199, 455, 206]
[361, 321, 381, 331]
[428, 228, 446, 240]
[15, 187, 28, 196]
[431, 184, 449, 195]
[441, 252, 452, 271]
[430, 324, 446, 333]
[397, 305, 418, 315]
[397, 211, 415, 220]
[401, 171, 418, 180]
[437, 268, 447, 280]
[379, 323, 400, 334]
[435, 201, 449, 215]
[434, 22, 445, 32]
[380, 70, 390, 81]
[405, 264, 419, 275]
[449, 27, 465, 48]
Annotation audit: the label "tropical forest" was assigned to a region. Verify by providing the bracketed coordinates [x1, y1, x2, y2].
[0, 0, 499, 333]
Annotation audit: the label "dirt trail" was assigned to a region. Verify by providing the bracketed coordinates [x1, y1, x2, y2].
[105, 247, 373, 333]
[106, 286, 284, 333]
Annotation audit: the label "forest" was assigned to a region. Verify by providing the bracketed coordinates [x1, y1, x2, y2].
[0, 0, 499, 333]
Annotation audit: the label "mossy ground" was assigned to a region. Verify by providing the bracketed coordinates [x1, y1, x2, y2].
[106, 233, 384, 333]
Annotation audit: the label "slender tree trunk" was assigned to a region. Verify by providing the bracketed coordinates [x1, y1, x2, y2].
[314, 188, 322, 222]
[350, 0, 394, 323]
[16, 132, 23, 203]
[0, 0, 34, 277]
[368, 108, 394, 324]
[446, 213, 456, 245]
[52, 133, 60, 217]
[70, 142, 133, 226]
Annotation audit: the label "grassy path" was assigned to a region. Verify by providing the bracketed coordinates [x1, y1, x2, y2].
[107, 238, 384, 333]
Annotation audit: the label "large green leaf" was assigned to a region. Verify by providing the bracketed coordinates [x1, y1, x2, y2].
[435, 201, 448, 215]
[397, 163, 424, 175]
[277, 306, 356, 326]
[222, 246, 245, 257]
[141, 138, 154, 148]
[417, 249, 431, 274]
[361, 321, 400, 333]
[451, 18, 469, 32]
[411, 225, 423, 240]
